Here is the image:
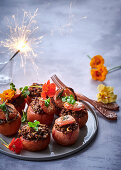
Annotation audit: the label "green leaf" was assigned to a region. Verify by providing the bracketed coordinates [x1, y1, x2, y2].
[20, 86, 30, 98]
[45, 98, 50, 107]
[10, 83, 16, 91]
[28, 120, 40, 131]
[0, 102, 7, 112]
[21, 111, 27, 123]
[61, 95, 76, 105]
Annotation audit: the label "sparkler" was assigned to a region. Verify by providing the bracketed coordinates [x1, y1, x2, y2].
[0, 9, 43, 72]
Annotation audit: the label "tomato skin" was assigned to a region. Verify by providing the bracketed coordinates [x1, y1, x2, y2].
[74, 112, 88, 128]
[55, 115, 76, 127]
[64, 101, 86, 111]
[52, 125, 79, 146]
[20, 135, 50, 151]
[54, 88, 75, 109]
[0, 113, 21, 136]
[27, 105, 54, 126]
[39, 98, 56, 115]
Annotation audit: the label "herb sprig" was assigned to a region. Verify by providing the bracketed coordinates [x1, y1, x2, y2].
[21, 111, 27, 123]
[20, 86, 30, 98]
[10, 83, 16, 91]
[45, 98, 50, 107]
[28, 120, 40, 131]
[62, 95, 76, 105]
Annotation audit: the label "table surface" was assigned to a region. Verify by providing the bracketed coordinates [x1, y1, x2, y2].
[0, 0, 121, 170]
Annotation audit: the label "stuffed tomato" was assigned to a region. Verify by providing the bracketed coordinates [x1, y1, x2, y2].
[18, 123, 50, 151]
[52, 115, 79, 146]
[0, 103, 21, 136]
[27, 97, 56, 126]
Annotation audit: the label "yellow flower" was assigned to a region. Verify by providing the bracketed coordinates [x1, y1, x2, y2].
[0, 89, 15, 102]
[97, 84, 117, 104]
[90, 55, 104, 68]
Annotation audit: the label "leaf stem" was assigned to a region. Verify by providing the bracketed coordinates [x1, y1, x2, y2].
[0, 137, 8, 146]
[87, 55, 92, 59]
[108, 65, 121, 73]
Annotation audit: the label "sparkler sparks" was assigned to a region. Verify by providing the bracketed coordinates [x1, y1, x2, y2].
[0, 9, 43, 70]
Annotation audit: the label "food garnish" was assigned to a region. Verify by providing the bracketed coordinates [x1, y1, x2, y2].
[0, 137, 23, 154]
[10, 83, 16, 91]
[0, 89, 15, 102]
[21, 110, 27, 123]
[62, 95, 76, 105]
[28, 120, 40, 131]
[55, 115, 76, 127]
[19, 86, 30, 98]
[0, 102, 13, 121]
[44, 97, 50, 107]
[41, 80, 56, 99]
[97, 84, 117, 104]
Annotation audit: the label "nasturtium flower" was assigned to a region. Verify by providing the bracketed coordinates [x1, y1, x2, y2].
[41, 80, 56, 99]
[0, 137, 23, 154]
[97, 84, 117, 104]
[91, 64, 108, 81]
[0, 89, 15, 102]
[90, 55, 104, 68]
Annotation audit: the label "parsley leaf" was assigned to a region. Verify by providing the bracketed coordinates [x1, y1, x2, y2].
[62, 95, 76, 105]
[45, 98, 50, 107]
[19, 86, 30, 98]
[28, 120, 40, 131]
[10, 83, 16, 91]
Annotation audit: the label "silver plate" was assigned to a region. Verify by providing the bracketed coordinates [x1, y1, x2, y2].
[0, 102, 98, 161]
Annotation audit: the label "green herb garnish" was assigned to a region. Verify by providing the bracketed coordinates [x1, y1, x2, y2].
[19, 86, 30, 98]
[21, 110, 27, 123]
[62, 95, 76, 105]
[45, 98, 50, 107]
[10, 83, 16, 91]
[0, 102, 7, 112]
[0, 102, 13, 121]
[28, 120, 40, 131]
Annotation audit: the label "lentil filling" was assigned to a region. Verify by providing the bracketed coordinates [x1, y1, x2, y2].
[55, 123, 78, 134]
[60, 107, 88, 118]
[18, 124, 50, 141]
[30, 97, 45, 114]
[29, 83, 43, 98]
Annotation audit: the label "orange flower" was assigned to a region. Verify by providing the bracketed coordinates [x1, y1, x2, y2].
[91, 65, 108, 81]
[41, 80, 56, 99]
[0, 89, 15, 102]
[90, 55, 104, 68]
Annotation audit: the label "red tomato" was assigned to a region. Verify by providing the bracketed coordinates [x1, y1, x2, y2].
[27, 105, 54, 126]
[52, 124, 79, 146]
[20, 135, 50, 151]
[0, 111, 21, 136]
[55, 115, 76, 127]
[64, 101, 86, 111]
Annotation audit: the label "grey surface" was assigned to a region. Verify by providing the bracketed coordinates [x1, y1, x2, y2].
[0, 102, 98, 161]
[0, 0, 121, 169]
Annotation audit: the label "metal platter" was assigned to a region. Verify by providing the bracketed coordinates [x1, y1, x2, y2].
[0, 101, 98, 161]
